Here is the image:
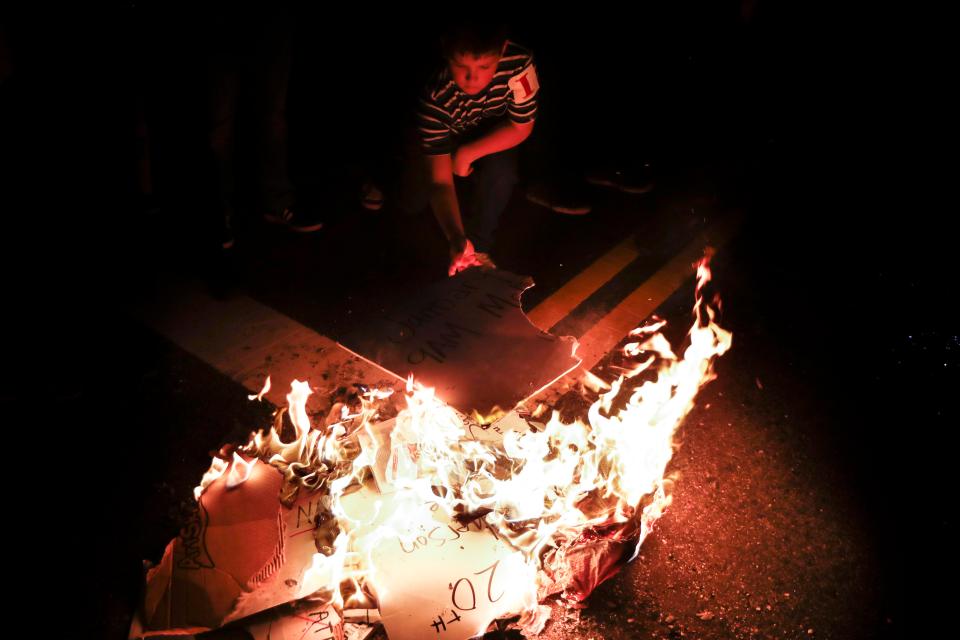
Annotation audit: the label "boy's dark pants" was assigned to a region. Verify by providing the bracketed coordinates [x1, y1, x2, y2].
[398, 137, 518, 254]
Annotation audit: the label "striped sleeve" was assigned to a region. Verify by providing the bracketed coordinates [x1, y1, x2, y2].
[506, 56, 539, 124]
[416, 80, 454, 156]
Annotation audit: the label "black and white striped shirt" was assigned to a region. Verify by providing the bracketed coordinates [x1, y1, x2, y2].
[416, 41, 539, 155]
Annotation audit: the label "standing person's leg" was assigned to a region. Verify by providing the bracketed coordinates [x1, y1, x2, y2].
[207, 50, 240, 249]
[395, 134, 433, 218]
[250, 10, 296, 219]
[467, 147, 518, 253]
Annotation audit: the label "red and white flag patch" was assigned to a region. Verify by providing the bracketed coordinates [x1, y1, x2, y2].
[508, 64, 540, 104]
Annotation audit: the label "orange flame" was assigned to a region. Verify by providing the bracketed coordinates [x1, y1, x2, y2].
[247, 375, 271, 401]
[225, 452, 257, 489]
[190, 251, 731, 633]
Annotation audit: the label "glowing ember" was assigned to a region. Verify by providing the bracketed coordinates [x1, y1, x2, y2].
[188, 252, 730, 637]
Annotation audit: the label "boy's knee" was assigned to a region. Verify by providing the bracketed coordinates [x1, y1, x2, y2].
[475, 153, 518, 186]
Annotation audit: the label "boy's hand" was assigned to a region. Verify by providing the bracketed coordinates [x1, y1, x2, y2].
[452, 147, 474, 177]
[448, 237, 484, 276]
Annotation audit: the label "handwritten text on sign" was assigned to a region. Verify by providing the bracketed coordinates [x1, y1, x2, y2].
[339, 268, 580, 415]
[370, 504, 530, 640]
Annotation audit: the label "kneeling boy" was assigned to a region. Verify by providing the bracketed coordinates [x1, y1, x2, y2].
[415, 24, 540, 275]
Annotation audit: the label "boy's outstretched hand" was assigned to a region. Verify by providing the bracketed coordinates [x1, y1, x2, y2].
[448, 237, 487, 276]
[451, 148, 474, 177]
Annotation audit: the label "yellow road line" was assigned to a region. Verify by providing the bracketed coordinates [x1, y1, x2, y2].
[573, 213, 742, 373]
[526, 236, 640, 331]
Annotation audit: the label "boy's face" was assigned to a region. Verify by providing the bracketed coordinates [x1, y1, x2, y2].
[447, 50, 501, 95]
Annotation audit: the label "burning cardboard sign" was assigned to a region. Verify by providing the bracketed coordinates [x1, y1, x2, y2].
[138, 433, 535, 639]
[337, 267, 581, 416]
[338, 482, 533, 640]
[140, 456, 339, 632]
[132, 596, 380, 640]
[134, 254, 731, 640]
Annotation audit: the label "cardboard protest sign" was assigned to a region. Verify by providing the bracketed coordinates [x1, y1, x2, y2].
[140, 458, 338, 635]
[139, 414, 540, 639]
[131, 600, 379, 640]
[372, 518, 530, 640]
[338, 268, 580, 416]
[336, 488, 532, 640]
[463, 410, 536, 444]
[244, 600, 345, 640]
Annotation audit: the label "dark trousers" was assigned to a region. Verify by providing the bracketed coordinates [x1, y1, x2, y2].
[462, 148, 518, 252]
[398, 138, 518, 254]
[207, 10, 294, 226]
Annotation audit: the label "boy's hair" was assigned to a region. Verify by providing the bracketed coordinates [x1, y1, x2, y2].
[439, 22, 509, 59]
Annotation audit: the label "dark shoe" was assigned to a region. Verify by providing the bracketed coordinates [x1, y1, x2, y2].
[360, 181, 384, 211]
[618, 163, 655, 194]
[220, 213, 235, 250]
[586, 163, 655, 194]
[584, 168, 620, 189]
[551, 200, 593, 215]
[136, 192, 163, 217]
[525, 182, 592, 215]
[264, 206, 323, 233]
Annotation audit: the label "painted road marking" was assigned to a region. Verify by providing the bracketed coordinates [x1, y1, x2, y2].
[526, 236, 640, 332]
[573, 213, 742, 373]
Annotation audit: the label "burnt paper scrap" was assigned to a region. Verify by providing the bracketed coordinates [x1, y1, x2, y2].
[357, 411, 536, 495]
[337, 268, 580, 415]
[139, 459, 342, 635]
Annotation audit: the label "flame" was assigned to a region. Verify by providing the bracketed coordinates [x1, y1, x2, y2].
[471, 406, 507, 426]
[581, 370, 611, 393]
[190, 251, 731, 632]
[248, 375, 271, 401]
[225, 452, 257, 489]
[194, 456, 228, 501]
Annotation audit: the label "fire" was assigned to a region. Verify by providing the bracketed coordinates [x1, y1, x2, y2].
[225, 452, 257, 489]
[194, 455, 228, 501]
[471, 406, 507, 426]
[190, 253, 731, 636]
[247, 375, 271, 401]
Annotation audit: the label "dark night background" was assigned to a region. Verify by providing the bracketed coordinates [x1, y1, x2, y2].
[0, 3, 949, 638]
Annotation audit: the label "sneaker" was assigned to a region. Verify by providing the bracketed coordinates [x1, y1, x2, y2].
[618, 163, 655, 194]
[525, 182, 592, 215]
[586, 163, 655, 194]
[264, 206, 323, 233]
[584, 168, 621, 189]
[220, 214, 235, 250]
[360, 181, 384, 211]
[551, 200, 593, 215]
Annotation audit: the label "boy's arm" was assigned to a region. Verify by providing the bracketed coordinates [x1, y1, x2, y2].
[426, 153, 484, 275]
[452, 120, 535, 177]
[426, 153, 466, 247]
